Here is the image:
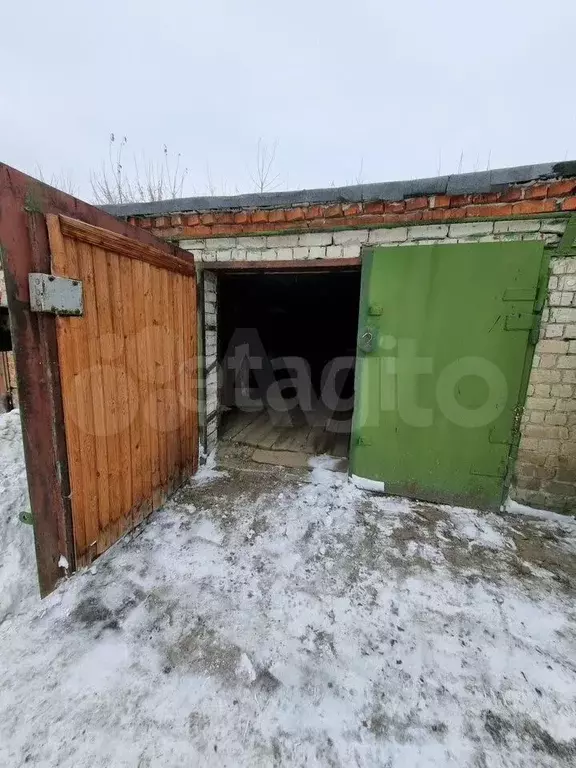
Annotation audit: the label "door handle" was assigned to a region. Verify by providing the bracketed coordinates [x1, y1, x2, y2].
[358, 327, 377, 353]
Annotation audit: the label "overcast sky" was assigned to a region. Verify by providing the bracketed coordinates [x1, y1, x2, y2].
[2, 0, 575, 201]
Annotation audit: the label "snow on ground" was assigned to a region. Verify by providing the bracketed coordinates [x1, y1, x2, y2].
[1, 413, 576, 766]
[193, 448, 229, 486]
[0, 410, 38, 623]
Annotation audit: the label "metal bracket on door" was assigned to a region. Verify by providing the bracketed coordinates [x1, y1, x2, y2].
[470, 456, 508, 478]
[29, 273, 84, 316]
[503, 312, 542, 344]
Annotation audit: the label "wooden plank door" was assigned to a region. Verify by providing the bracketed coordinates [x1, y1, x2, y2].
[46, 215, 198, 568]
[0, 163, 198, 594]
[350, 241, 546, 511]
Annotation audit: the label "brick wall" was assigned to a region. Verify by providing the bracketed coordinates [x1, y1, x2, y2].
[515, 258, 576, 512]
[179, 218, 564, 264]
[129, 177, 576, 242]
[203, 271, 218, 454]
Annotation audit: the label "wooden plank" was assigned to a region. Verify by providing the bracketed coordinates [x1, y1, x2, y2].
[222, 409, 259, 441]
[91, 245, 121, 552]
[284, 424, 314, 453]
[141, 262, 160, 510]
[107, 250, 134, 539]
[131, 259, 153, 521]
[116, 256, 137, 524]
[177, 276, 192, 479]
[173, 273, 185, 488]
[46, 218, 88, 566]
[240, 416, 281, 449]
[258, 426, 283, 449]
[149, 265, 167, 507]
[118, 256, 142, 526]
[59, 215, 195, 276]
[63, 238, 103, 564]
[157, 267, 170, 500]
[234, 411, 269, 444]
[71, 240, 109, 559]
[161, 268, 177, 495]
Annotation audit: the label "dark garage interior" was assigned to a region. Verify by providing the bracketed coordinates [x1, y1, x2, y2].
[217, 268, 361, 460]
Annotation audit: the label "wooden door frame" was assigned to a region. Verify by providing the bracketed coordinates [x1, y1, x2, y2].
[198, 257, 361, 273]
[0, 163, 194, 595]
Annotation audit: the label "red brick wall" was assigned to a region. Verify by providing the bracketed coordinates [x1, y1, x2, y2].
[127, 179, 576, 240]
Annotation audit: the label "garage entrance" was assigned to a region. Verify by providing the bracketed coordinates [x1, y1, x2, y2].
[217, 267, 361, 465]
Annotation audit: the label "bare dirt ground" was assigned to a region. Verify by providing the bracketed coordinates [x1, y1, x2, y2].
[1, 427, 576, 766]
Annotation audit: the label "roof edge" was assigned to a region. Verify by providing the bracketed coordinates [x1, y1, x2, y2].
[103, 161, 576, 218]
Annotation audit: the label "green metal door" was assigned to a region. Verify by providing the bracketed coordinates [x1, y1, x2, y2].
[350, 241, 546, 510]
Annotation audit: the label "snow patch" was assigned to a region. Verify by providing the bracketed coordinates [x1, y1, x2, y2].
[505, 497, 576, 526]
[192, 449, 229, 485]
[188, 518, 224, 546]
[443, 506, 512, 551]
[62, 637, 133, 696]
[308, 454, 347, 488]
[0, 410, 38, 623]
[372, 494, 414, 515]
[351, 473, 386, 493]
[236, 652, 257, 684]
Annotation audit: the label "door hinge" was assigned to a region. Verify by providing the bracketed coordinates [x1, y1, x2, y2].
[504, 311, 541, 342]
[29, 273, 84, 316]
[529, 315, 542, 345]
[511, 405, 524, 440]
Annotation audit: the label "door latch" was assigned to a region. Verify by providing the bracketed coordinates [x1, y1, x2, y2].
[358, 327, 377, 353]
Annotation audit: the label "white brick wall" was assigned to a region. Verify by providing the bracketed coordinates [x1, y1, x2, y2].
[203, 270, 218, 455]
[515, 256, 576, 512]
[179, 219, 565, 264]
